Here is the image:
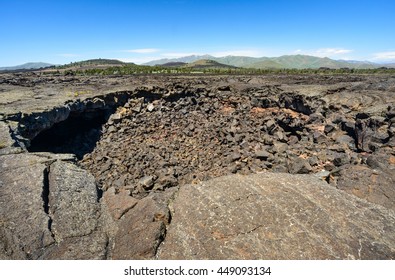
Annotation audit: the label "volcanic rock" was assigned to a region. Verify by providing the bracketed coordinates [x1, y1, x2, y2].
[0, 153, 108, 259]
[255, 149, 270, 160]
[2, 73, 395, 260]
[157, 173, 395, 260]
[287, 156, 312, 174]
[337, 153, 395, 210]
[103, 187, 138, 220]
[111, 188, 176, 259]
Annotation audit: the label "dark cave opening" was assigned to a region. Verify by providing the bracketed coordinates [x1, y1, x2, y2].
[28, 108, 115, 159]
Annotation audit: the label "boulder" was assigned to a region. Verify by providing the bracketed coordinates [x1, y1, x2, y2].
[337, 157, 395, 210]
[287, 156, 312, 174]
[255, 149, 270, 160]
[103, 187, 138, 220]
[111, 188, 176, 259]
[157, 173, 395, 259]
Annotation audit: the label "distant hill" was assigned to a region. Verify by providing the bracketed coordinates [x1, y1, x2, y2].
[59, 59, 127, 68]
[227, 55, 379, 69]
[52, 59, 133, 72]
[264, 55, 379, 69]
[158, 62, 187, 67]
[270, 55, 338, 69]
[246, 59, 284, 69]
[183, 59, 237, 69]
[383, 63, 395, 68]
[74, 58, 126, 65]
[0, 62, 54, 71]
[145, 54, 384, 69]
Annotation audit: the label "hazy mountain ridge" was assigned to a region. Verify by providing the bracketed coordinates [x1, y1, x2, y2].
[210, 56, 263, 67]
[146, 54, 388, 69]
[145, 55, 215, 66]
[383, 63, 395, 68]
[0, 62, 54, 71]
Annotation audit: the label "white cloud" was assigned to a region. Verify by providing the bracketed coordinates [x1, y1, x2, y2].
[293, 48, 353, 58]
[115, 56, 163, 64]
[316, 48, 353, 55]
[371, 51, 395, 61]
[161, 52, 205, 58]
[123, 48, 160, 54]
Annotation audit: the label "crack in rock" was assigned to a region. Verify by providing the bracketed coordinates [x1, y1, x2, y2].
[42, 165, 55, 240]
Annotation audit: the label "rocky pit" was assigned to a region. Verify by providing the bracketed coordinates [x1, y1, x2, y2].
[23, 78, 395, 206]
[1, 73, 395, 259]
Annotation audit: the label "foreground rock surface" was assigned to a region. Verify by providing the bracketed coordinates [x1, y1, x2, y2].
[157, 173, 395, 259]
[0, 151, 175, 260]
[0, 152, 108, 259]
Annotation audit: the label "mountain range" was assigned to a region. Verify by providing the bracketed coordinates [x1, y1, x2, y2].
[1, 55, 395, 71]
[0, 62, 54, 71]
[144, 54, 393, 69]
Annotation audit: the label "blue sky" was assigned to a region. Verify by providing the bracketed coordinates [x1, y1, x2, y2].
[1, 0, 395, 66]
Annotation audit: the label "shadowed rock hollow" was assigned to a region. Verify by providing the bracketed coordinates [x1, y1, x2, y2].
[1, 73, 395, 259]
[27, 108, 112, 159]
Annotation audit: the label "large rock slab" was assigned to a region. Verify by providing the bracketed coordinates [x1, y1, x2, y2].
[0, 153, 108, 259]
[157, 173, 395, 259]
[0, 153, 55, 259]
[47, 161, 101, 241]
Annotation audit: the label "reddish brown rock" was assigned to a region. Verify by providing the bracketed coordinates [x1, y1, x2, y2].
[103, 187, 138, 220]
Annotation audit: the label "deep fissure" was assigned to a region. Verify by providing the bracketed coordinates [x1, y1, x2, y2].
[42, 166, 54, 238]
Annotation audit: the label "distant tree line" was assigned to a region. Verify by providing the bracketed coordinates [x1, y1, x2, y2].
[42, 65, 395, 76]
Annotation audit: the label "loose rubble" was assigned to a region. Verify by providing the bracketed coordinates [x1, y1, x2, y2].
[78, 79, 395, 210]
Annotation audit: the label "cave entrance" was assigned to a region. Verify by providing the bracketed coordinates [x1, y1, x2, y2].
[28, 108, 114, 159]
